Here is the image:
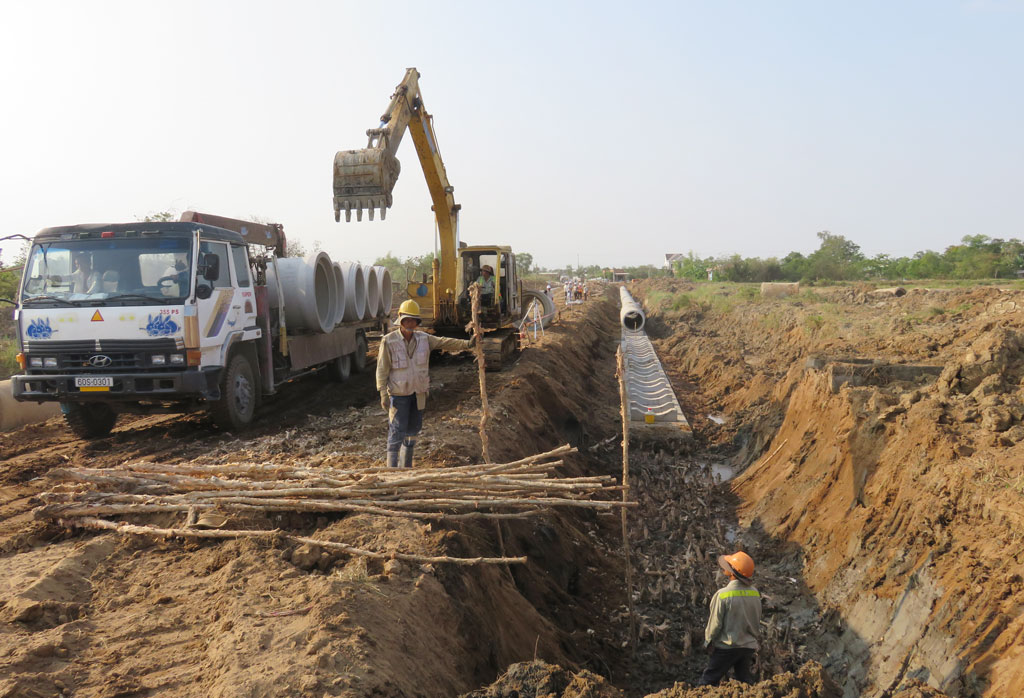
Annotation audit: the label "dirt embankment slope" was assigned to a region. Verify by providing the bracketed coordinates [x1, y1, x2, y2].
[633, 280, 1024, 697]
[0, 293, 628, 697]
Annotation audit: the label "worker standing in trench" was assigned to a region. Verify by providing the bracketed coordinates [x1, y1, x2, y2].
[698, 551, 762, 686]
[376, 299, 474, 468]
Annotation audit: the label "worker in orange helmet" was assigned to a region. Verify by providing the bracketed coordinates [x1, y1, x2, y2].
[698, 551, 762, 686]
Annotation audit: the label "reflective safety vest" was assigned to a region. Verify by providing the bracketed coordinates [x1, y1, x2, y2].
[386, 331, 431, 396]
[719, 589, 761, 599]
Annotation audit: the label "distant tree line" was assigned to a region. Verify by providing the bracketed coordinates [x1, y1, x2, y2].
[372, 231, 1024, 287]
[672, 232, 1024, 283]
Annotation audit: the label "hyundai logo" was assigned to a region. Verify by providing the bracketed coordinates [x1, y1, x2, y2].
[88, 355, 112, 368]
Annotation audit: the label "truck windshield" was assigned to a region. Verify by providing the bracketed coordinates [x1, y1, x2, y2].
[21, 237, 192, 304]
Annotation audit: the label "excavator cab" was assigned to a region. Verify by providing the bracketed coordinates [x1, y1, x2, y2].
[457, 247, 519, 322]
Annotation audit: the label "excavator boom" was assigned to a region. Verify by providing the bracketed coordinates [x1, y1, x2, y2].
[333, 68, 460, 325]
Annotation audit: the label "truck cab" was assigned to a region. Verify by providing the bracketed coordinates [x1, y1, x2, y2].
[13, 221, 262, 436]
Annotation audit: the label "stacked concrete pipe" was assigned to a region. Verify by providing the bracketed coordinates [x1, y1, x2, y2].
[340, 262, 367, 321]
[331, 261, 347, 327]
[374, 266, 393, 316]
[266, 252, 338, 334]
[364, 265, 380, 319]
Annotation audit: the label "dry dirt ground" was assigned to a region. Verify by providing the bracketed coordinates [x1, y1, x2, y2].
[2, 282, 1022, 697]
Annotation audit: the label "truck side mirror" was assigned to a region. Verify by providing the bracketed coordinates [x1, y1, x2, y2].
[200, 253, 220, 281]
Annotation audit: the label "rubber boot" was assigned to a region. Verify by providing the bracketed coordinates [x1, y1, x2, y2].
[400, 439, 415, 468]
[387, 450, 399, 468]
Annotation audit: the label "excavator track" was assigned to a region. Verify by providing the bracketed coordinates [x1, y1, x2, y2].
[482, 329, 520, 371]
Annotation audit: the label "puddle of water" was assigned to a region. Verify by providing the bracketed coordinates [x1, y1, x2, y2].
[707, 414, 726, 425]
[710, 462, 736, 482]
[668, 461, 737, 481]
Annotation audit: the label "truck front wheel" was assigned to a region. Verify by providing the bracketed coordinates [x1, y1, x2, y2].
[62, 402, 117, 439]
[211, 353, 257, 430]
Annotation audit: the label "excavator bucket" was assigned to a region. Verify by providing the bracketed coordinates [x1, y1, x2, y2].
[333, 146, 400, 222]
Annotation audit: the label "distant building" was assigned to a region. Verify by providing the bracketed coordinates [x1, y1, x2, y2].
[664, 253, 686, 269]
[607, 268, 629, 282]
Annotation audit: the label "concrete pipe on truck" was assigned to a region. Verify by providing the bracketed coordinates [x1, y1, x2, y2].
[266, 252, 338, 334]
[340, 262, 367, 321]
[363, 265, 380, 319]
[374, 265, 393, 316]
[619, 286, 645, 331]
[330, 261, 347, 327]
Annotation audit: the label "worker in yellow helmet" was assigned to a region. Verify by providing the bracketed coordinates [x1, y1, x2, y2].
[699, 551, 762, 686]
[376, 299, 474, 468]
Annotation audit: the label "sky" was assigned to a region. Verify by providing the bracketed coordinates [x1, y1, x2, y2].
[1, 0, 1022, 270]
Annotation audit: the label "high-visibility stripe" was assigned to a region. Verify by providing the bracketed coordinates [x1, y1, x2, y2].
[720, 590, 760, 599]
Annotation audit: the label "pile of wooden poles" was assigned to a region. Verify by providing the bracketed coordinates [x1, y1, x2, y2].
[34, 444, 632, 564]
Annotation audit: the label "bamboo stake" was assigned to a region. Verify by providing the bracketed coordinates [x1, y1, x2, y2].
[468, 283, 491, 463]
[617, 345, 638, 654]
[466, 284, 506, 572]
[36, 501, 551, 521]
[116, 444, 577, 479]
[41, 473, 618, 500]
[64, 517, 527, 565]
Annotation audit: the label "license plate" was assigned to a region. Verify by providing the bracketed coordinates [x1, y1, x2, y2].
[75, 376, 113, 391]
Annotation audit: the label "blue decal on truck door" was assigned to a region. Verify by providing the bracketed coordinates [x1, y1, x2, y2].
[26, 318, 56, 339]
[144, 314, 180, 336]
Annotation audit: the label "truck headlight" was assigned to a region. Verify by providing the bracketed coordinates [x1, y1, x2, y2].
[169, 354, 185, 365]
[43, 357, 58, 368]
[151, 355, 166, 365]
[30, 357, 43, 367]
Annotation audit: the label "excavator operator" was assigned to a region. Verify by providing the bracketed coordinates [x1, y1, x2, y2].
[475, 265, 495, 307]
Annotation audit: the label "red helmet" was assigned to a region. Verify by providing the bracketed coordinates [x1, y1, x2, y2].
[718, 551, 755, 581]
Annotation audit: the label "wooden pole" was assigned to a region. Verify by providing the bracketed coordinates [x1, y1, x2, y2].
[64, 516, 527, 565]
[617, 345, 638, 654]
[468, 283, 491, 464]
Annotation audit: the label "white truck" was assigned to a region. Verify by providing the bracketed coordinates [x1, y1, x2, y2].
[11, 212, 386, 438]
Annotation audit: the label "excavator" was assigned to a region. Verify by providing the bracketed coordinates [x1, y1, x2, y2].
[332, 67, 550, 369]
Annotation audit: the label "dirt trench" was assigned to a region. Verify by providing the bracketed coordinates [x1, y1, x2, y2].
[467, 280, 1024, 698]
[625, 280, 1024, 698]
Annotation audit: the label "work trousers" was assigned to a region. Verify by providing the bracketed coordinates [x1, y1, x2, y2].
[698, 647, 756, 686]
[387, 394, 423, 453]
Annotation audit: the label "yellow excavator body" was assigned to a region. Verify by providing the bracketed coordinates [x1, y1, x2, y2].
[333, 68, 532, 368]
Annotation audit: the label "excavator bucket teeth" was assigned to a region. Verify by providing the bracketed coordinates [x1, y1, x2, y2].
[333, 148, 399, 223]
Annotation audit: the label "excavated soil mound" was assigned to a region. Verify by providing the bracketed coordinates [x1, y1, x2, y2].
[462, 660, 622, 698]
[466, 659, 906, 698]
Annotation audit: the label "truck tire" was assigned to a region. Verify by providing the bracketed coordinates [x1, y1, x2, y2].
[329, 353, 352, 382]
[352, 333, 369, 373]
[211, 353, 257, 431]
[62, 402, 117, 439]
